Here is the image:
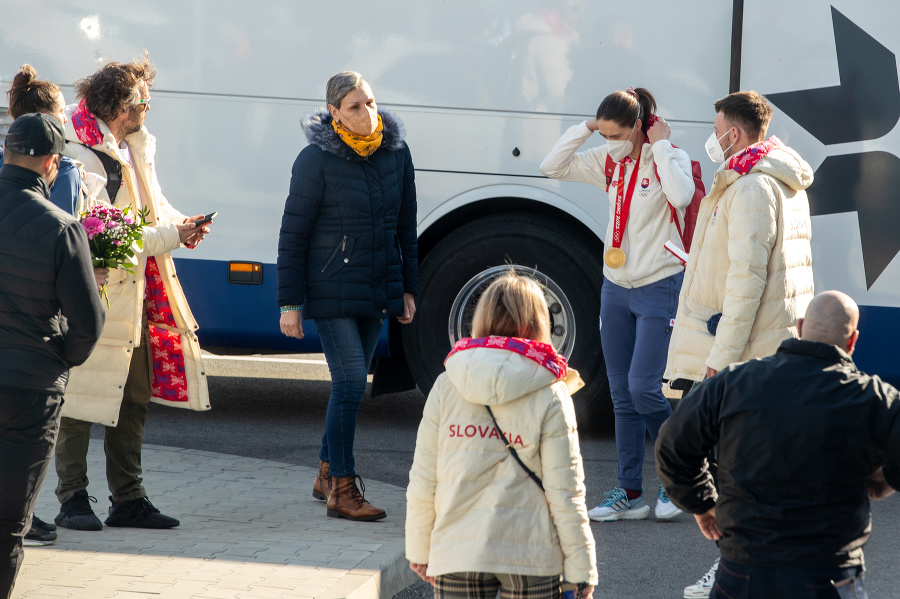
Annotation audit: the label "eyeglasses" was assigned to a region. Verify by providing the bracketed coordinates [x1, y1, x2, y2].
[135, 96, 151, 107]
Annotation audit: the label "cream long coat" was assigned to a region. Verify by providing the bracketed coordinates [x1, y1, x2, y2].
[665, 145, 814, 381]
[62, 114, 210, 425]
[405, 345, 598, 585]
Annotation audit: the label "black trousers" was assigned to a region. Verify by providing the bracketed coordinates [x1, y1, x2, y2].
[0, 386, 62, 599]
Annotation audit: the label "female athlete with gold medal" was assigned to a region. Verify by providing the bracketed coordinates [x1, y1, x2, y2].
[540, 87, 697, 523]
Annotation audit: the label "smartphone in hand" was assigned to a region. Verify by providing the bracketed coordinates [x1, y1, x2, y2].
[193, 211, 217, 227]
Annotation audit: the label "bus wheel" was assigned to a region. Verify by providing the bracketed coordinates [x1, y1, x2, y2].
[402, 213, 610, 430]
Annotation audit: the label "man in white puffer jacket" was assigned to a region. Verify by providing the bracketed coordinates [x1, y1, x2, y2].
[666, 90, 814, 599]
[666, 90, 814, 385]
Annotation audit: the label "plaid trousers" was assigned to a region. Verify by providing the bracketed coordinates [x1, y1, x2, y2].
[434, 572, 561, 599]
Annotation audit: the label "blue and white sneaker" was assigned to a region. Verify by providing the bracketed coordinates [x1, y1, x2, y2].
[655, 483, 683, 519]
[587, 487, 651, 521]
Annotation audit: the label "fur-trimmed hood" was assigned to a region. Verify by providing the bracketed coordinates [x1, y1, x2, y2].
[302, 107, 406, 159]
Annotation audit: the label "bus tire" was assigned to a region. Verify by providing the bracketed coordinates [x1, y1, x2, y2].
[402, 212, 611, 430]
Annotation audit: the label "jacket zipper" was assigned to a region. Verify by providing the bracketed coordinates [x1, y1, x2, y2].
[322, 235, 348, 273]
[394, 232, 403, 267]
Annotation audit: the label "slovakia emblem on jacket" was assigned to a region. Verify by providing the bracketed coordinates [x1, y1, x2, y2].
[641, 178, 649, 189]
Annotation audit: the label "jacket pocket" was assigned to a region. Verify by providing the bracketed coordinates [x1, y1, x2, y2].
[394, 232, 403, 268]
[321, 235, 355, 277]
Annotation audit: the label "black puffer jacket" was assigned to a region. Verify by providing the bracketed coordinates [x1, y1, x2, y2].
[0, 164, 104, 393]
[656, 338, 900, 568]
[277, 109, 418, 319]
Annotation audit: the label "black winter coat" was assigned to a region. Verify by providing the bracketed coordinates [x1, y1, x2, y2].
[0, 164, 105, 393]
[277, 109, 418, 319]
[656, 338, 900, 568]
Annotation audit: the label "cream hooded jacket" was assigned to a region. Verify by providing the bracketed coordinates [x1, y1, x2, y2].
[62, 111, 210, 425]
[665, 142, 814, 381]
[405, 340, 598, 585]
[540, 121, 695, 288]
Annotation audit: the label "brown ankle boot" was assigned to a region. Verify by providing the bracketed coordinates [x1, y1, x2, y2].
[326, 475, 386, 521]
[312, 461, 331, 501]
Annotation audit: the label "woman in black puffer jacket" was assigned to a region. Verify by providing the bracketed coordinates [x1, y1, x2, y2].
[277, 71, 418, 522]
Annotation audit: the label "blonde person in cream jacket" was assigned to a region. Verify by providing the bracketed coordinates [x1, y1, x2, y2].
[406, 271, 596, 599]
[541, 87, 694, 522]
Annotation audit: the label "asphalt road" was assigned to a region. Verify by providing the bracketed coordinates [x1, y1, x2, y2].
[90, 353, 900, 598]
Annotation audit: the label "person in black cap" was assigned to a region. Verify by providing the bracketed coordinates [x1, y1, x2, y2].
[0, 112, 105, 599]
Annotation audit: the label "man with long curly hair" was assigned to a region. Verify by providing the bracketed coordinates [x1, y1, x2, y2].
[53, 54, 213, 531]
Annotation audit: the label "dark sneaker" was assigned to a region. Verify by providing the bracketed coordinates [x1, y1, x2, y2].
[105, 496, 180, 529]
[55, 490, 103, 531]
[31, 513, 57, 532]
[24, 521, 57, 546]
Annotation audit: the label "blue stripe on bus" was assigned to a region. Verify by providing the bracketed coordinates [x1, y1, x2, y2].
[854, 305, 900, 385]
[173, 258, 389, 355]
[175, 258, 899, 385]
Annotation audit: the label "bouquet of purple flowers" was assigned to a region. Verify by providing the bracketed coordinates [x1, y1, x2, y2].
[79, 204, 149, 306]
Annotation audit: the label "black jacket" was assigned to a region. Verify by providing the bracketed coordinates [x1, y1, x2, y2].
[0, 164, 105, 393]
[276, 109, 418, 319]
[656, 338, 900, 568]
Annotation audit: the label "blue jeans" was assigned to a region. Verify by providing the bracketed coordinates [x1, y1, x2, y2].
[315, 317, 383, 478]
[600, 272, 682, 490]
[711, 559, 867, 599]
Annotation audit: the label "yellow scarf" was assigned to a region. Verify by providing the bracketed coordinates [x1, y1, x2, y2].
[332, 114, 384, 157]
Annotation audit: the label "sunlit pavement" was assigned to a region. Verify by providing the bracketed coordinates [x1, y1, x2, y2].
[17, 444, 417, 598]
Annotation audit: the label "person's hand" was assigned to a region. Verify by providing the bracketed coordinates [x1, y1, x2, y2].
[647, 117, 671, 144]
[694, 506, 723, 541]
[93, 267, 110, 290]
[585, 118, 599, 132]
[280, 310, 304, 339]
[409, 563, 433, 585]
[397, 293, 416, 324]
[179, 216, 213, 247]
[579, 584, 594, 598]
[867, 466, 896, 500]
[706, 366, 718, 379]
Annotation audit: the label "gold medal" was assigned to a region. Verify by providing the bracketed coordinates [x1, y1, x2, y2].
[605, 247, 626, 269]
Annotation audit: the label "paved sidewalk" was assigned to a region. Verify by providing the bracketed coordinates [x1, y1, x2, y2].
[15, 444, 417, 599]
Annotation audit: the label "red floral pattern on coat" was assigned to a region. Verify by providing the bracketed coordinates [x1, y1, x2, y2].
[71, 98, 104, 147]
[445, 336, 568, 379]
[145, 257, 188, 402]
[726, 136, 783, 175]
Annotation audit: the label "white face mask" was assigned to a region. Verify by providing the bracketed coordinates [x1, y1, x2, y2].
[606, 115, 640, 162]
[705, 128, 735, 163]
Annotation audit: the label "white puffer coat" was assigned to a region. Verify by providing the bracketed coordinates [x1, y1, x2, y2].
[62, 112, 210, 425]
[405, 340, 598, 585]
[665, 143, 814, 381]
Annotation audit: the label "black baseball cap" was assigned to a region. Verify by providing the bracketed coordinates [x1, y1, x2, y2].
[4, 113, 77, 159]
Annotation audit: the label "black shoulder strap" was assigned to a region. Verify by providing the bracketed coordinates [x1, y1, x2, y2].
[485, 405, 544, 490]
[87, 146, 123, 203]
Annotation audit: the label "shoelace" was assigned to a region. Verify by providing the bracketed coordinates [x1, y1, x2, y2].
[601, 487, 627, 507]
[350, 475, 367, 502]
[697, 560, 720, 585]
[72, 494, 99, 515]
[139, 497, 161, 513]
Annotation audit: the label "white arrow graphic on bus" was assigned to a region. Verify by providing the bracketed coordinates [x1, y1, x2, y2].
[767, 7, 900, 144]
[767, 7, 900, 289]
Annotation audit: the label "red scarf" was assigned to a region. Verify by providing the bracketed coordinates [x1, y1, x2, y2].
[726, 135, 783, 175]
[145, 257, 189, 403]
[71, 98, 104, 147]
[446, 336, 568, 379]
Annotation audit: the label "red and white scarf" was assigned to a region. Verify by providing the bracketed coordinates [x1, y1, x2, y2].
[726, 135, 783, 175]
[446, 336, 568, 379]
[71, 98, 104, 147]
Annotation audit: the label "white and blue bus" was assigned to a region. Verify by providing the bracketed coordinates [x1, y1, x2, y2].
[2, 0, 897, 426]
